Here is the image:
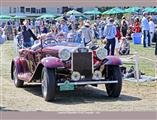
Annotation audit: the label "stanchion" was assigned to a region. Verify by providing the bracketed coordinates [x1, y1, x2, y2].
[134, 51, 141, 97]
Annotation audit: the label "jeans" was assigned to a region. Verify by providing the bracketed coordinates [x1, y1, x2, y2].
[143, 30, 150, 47]
[122, 30, 127, 37]
[23, 41, 33, 48]
[105, 38, 116, 55]
[36, 26, 41, 35]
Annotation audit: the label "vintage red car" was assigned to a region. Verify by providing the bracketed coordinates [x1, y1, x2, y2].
[11, 39, 122, 101]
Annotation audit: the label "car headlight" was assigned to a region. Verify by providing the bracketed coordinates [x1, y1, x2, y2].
[71, 71, 81, 81]
[96, 48, 107, 60]
[93, 70, 102, 80]
[59, 49, 71, 61]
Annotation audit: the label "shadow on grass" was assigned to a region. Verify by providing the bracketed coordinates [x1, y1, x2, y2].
[0, 107, 19, 111]
[23, 84, 142, 105]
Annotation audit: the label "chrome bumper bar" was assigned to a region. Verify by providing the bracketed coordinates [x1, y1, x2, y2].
[57, 80, 118, 86]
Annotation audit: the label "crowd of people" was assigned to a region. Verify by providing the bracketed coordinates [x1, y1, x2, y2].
[0, 11, 156, 56]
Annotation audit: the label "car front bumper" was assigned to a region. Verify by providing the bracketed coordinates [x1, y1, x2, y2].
[57, 80, 118, 86]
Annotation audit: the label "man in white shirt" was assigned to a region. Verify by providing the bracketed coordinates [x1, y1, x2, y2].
[35, 19, 41, 35]
[149, 17, 155, 44]
[141, 12, 150, 47]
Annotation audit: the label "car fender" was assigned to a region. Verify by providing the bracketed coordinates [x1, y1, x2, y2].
[41, 57, 64, 68]
[104, 56, 122, 65]
[29, 57, 64, 81]
[11, 57, 30, 80]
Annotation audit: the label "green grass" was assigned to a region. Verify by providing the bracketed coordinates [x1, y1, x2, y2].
[123, 42, 156, 76]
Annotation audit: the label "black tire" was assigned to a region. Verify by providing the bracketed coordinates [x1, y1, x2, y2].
[105, 65, 122, 98]
[13, 65, 24, 87]
[41, 67, 56, 101]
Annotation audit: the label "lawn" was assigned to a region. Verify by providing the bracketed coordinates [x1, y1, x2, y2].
[125, 42, 156, 76]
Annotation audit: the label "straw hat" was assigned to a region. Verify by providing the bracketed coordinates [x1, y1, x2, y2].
[23, 19, 29, 25]
[143, 12, 148, 16]
[85, 22, 90, 26]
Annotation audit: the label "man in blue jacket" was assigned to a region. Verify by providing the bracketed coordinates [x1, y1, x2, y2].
[104, 18, 117, 55]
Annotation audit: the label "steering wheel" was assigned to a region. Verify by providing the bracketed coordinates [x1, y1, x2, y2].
[43, 38, 58, 45]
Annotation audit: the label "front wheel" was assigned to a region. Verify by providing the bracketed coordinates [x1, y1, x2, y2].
[13, 65, 24, 87]
[41, 67, 56, 101]
[105, 65, 122, 98]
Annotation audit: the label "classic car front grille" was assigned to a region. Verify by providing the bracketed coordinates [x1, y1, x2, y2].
[72, 52, 93, 79]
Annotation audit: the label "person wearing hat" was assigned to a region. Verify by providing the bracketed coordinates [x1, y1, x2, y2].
[78, 17, 84, 29]
[81, 21, 93, 46]
[141, 12, 150, 47]
[104, 18, 117, 55]
[59, 18, 69, 33]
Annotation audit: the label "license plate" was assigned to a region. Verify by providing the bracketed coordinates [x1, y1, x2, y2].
[59, 81, 74, 91]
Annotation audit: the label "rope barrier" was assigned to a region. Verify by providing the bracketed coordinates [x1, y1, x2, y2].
[139, 56, 156, 62]
[121, 53, 156, 82]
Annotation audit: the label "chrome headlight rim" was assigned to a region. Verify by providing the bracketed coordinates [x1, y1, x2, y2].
[71, 71, 81, 81]
[58, 48, 71, 61]
[96, 48, 107, 60]
[93, 70, 102, 80]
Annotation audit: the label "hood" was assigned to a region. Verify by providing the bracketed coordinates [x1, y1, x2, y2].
[43, 42, 82, 53]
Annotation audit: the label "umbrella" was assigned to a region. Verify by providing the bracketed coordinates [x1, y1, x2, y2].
[102, 8, 124, 14]
[37, 14, 55, 19]
[84, 9, 101, 20]
[66, 10, 82, 15]
[144, 7, 155, 13]
[13, 15, 27, 19]
[55, 16, 63, 21]
[0, 15, 12, 19]
[75, 15, 87, 20]
[124, 7, 141, 13]
[147, 7, 157, 13]
[84, 9, 101, 15]
[153, 8, 157, 12]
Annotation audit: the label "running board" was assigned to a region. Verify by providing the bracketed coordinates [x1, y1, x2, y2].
[57, 80, 118, 86]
